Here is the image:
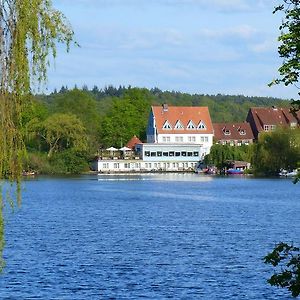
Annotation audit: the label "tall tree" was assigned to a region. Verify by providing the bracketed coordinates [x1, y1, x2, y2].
[270, 0, 300, 113]
[265, 2, 300, 295]
[0, 0, 74, 270]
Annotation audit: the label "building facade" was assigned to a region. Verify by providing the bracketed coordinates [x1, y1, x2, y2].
[95, 104, 214, 172]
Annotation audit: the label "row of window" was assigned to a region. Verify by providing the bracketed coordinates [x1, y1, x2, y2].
[163, 120, 206, 130]
[162, 136, 209, 143]
[144, 151, 199, 157]
[102, 162, 198, 169]
[220, 140, 250, 146]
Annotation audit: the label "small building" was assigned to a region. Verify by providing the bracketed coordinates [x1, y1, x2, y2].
[126, 135, 142, 150]
[213, 122, 254, 146]
[246, 106, 300, 139]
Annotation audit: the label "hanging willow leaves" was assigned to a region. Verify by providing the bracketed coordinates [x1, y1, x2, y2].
[0, 0, 75, 271]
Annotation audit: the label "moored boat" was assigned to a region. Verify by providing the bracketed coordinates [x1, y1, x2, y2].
[226, 168, 244, 175]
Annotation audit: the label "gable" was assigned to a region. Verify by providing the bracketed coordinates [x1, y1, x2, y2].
[174, 120, 184, 129]
[187, 120, 196, 129]
[197, 120, 206, 130]
[162, 120, 172, 130]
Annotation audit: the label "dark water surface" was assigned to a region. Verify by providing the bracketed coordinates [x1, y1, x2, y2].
[1, 174, 300, 299]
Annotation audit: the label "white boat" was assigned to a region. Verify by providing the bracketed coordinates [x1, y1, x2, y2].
[279, 169, 298, 177]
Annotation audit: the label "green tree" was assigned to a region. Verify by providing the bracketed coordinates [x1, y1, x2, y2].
[264, 242, 300, 297]
[204, 144, 252, 170]
[270, 0, 300, 112]
[253, 128, 300, 176]
[265, 3, 300, 294]
[100, 88, 151, 147]
[48, 89, 101, 152]
[33, 113, 87, 158]
[0, 0, 74, 270]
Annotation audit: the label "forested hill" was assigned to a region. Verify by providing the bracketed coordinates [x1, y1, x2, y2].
[41, 85, 290, 123]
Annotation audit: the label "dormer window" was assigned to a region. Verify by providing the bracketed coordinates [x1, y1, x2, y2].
[187, 120, 196, 130]
[237, 127, 246, 135]
[222, 127, 231, 135]
[162, 120, 172, 130]
[174, 120, 184, 130]
[197, 121, 206, 130]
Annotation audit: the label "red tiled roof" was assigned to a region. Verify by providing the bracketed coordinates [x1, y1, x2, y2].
[248, 107, 299, 132]
[126, 135, 142, 149]
[213, 122, 254, 141]
[152, 105, 213, 134]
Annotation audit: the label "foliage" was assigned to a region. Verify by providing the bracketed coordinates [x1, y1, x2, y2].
[48, 149, 90, 174]
[264, 242, 300, 297]
[204, 144, 253, 170]
[100, 88, 151, 147]
[0, 0, 74, 272]
[252, 128, 300, 176]
[270, 0, 300, 110]
[47, 89, 101, 152]
[32, 113, 87, 157]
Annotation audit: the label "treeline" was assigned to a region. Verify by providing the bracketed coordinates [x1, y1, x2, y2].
[23, 85, 292, 174]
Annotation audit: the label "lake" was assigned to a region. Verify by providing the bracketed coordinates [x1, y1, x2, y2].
[1, 174, 300, 299]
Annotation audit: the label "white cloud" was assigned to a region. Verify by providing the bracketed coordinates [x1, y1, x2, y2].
[251, 39, 277, 54]
[198, 25, 257, 40]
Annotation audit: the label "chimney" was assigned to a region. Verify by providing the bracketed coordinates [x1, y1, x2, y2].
[162, 103, 168, 112]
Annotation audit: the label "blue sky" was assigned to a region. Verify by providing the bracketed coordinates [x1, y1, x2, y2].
[46, 0, 297, 99]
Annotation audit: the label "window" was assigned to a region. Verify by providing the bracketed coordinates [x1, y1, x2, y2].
[224, 129, 231, 135]
[169, 151, 174, 157]
[193, 152, 199, 156]
[175, 152, 180, 157]
[187, 120, 196, 130]
[162, 120, 172, 130]
[163, 152, 169, 157]
[157, 151, 162, 157]
[163, 137, 171, 142]
[145, 151, 150, 157]
[175, 136, 183, 142]
[174, 120, 184, 129]
[264, 125, 276, 132]
[188, 136, 196, 142]
[103, 163, 109, 168]
[201, 136, 205, 142]
[204, 137, 208, 142]
[239, 130, 246, 135]
[197, 121, 206, 130]
[181, 151, 187, 156]
[150, 152, 156, 157]
[187, 152, 193, 157]
[113, 163, 119, 169]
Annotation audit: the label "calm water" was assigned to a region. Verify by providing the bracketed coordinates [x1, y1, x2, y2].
[1, 174, 300, 299]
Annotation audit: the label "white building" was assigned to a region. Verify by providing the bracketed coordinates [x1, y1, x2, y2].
[95, 104, 214, 172]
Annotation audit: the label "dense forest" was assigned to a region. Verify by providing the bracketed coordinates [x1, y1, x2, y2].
[23, 85, 292, 174]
